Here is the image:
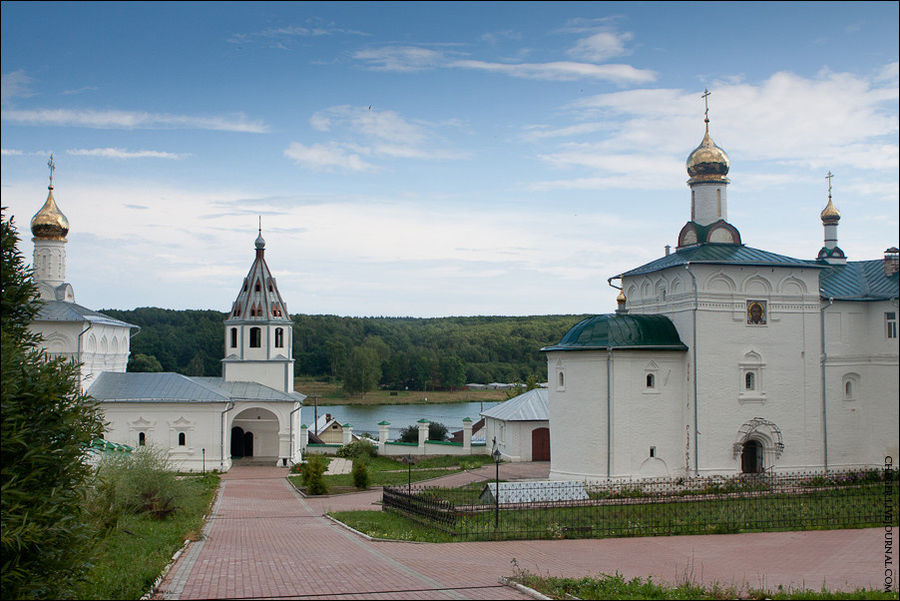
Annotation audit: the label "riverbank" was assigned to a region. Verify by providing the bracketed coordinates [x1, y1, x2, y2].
[294, 378, 511, 406]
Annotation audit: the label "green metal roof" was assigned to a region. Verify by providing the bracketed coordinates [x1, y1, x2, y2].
[819, 260, 899, 301]
[619, 244, 823, 278]
[541, 314, 687, 352]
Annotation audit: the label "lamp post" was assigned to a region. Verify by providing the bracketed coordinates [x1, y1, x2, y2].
[492, 437, 501, 529]
[407, 453, 413, 495]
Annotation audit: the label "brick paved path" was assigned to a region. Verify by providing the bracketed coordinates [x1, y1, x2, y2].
[157, 464, 889, 599]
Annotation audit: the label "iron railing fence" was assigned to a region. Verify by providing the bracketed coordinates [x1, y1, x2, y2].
[382, 467, 897, 541]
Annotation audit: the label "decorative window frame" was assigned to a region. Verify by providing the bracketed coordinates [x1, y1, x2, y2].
[129, 417, 154, 447]
[841, 373, 860, 402]
[555, 360, 566, 392]
[642, 360, 660, 395]
[169, 417, 195, 455]
[738, 350, 766, 403]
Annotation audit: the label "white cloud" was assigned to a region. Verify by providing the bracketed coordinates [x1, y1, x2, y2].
[1, 148, 24, 156]
[1, 108, 269, 133]
[352, 46, 445, 72]
[284, 142, 375, 172]
[1, 70, 35, 104]
[567, 31, 633, 62]
[449, 59, 655, 83]
[61, 86, 98, 96]
[67, 148, 190, 160]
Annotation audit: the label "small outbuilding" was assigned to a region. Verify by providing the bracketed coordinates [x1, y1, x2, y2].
[480, 388, 549, 462]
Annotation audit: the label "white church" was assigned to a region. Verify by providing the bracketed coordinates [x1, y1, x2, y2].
[27, 161, 305, 472]
[543, 106, 899, 481]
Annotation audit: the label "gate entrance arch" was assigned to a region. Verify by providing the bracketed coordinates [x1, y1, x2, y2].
[230, 407, 280, 461]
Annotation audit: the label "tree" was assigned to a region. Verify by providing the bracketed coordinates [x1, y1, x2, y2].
[341, 345, 381, 396]
[1, 209, 106, 599]
[396, 422, 448, 443]
[129, 353, 164, 372]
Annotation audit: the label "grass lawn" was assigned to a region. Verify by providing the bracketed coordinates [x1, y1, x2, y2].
[75, 472, 219, 600]
[334, 483, 895, 542]
[510, 570, 897, 600]
[289, 454, 497, 493]
[294, 377, 510, 405]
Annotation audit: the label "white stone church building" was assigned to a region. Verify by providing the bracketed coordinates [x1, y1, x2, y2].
[27, 166, 305, 471]
[544, 112, 899, 481]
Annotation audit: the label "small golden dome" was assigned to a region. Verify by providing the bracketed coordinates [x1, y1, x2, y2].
[616, 289, 626, 304]
[686, 124, 730, 183]
[820, 197, 840, 224]
[31, 186, 69, 240]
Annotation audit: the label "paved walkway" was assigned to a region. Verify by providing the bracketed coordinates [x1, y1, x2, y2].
[157, 464, 889, 599]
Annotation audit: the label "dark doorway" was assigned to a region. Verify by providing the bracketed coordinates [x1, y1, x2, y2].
[231, 427, 245, 457]
[741, 439, 763, 473]
[243, 431, 254, 457]
[531, 427, 551, 461]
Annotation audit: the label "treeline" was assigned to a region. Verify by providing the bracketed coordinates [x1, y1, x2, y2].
[101, 308, 589, 389]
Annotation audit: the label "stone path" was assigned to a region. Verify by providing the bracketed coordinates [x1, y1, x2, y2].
[157, 464, 890, 599]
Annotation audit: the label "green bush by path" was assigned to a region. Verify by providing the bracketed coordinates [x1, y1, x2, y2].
[352, 458, 370, 489]
[300, 455, 329, 495]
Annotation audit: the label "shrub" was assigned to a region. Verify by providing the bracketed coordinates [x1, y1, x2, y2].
[397, 422, 449, 443]
[87, 447, 188, 528]
[301, 454, 329, 495]
[337, 438, 377, 459]
[352, 459, 370, 490]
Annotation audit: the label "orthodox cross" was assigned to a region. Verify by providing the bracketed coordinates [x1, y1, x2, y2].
[701, 88, 711, 123]
[825, 171, 833, 198]
[48, 154, 56, 187]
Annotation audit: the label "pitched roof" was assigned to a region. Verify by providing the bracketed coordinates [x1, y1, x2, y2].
[89, 372, 305, 403]
[481, 388, 548, 422]
[619, 244, 822, 278]
[226, 236, 291, 324]
[34, 300, 137, 329]
[542, 314, 687, 352]
[818, 260, 899, 301]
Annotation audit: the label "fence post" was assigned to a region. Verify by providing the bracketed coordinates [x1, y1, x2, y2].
[417, 419, 429, 454]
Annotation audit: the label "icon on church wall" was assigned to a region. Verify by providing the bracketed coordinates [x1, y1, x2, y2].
[746, 300, 767, 325]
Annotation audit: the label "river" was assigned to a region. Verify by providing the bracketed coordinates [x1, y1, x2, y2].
[306, 400, 503, 438]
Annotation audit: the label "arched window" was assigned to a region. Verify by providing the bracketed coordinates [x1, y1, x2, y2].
[845, 381, 852, 397]
[178, 432, 186, 446]
[249, 327, 261, 348]
[254, 280, 261, 292]
[275, 327, 284, 348]
[745, 372, 755, 391]
[558, 372, 565, 388]
[138, 432, 146, 446]
[230, 327, 238, 348]
[646, 373, 655, 389]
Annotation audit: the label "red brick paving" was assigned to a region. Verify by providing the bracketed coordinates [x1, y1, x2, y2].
[157, 464, 890, 599]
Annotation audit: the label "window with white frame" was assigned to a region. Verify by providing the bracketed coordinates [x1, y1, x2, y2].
[643, 360, 660, 394]
[887, 312, 897, 339]
[842, 373, 860, 401]
[739, 351, 765, 402]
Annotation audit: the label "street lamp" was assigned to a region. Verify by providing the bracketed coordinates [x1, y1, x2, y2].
[492, 437, 501, 529]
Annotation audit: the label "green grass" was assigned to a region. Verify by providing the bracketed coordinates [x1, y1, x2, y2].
[75, 473, 219, 600]
[335, 483, 895, 542]
[330, 509, 456, 542]
[289, 453, 498, 493]
[510, 569, 898, 600]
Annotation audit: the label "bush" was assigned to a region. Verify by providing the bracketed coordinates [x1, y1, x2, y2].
[337, 438, 377, 459]
[397, 422, 449, 443]
[87, 447, 188, 528]
[352, 459, 370, 490]
[301, 454, 329, 495]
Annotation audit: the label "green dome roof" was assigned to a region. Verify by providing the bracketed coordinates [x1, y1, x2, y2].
[542, 314, 687, 351]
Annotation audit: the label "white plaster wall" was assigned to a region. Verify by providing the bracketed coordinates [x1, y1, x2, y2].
[691, 182, 727, 225]
[102, 402, 227, 472]
[30, 320, 131, 392]
[482, 417, 549, 462]
[222, 359, 292, 393]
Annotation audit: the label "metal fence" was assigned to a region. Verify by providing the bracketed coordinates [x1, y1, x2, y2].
[382, 467, 898, 541]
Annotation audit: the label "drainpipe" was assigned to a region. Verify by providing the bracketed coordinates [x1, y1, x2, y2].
[607, 347, 613, 479]
[685, 265, 699, 476]
[77, 322, 92, 389]
[289, 402, 302, 464]
[819, 292, 833, 471]
[220, 401, 235, 470]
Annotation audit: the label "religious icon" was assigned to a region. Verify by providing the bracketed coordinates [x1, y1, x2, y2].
[747, 300, 767, 325]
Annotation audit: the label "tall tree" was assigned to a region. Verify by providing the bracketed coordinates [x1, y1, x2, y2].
[1, 209, 105, 599]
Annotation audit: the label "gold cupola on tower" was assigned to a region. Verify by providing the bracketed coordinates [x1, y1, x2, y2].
[30, 155, 69, 240]
[686, 123, 730, 184]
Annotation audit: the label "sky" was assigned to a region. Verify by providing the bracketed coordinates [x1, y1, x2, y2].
[2, 2, 898, 318]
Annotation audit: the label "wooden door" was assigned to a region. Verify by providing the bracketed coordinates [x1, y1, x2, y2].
[531, 427, 550, 461]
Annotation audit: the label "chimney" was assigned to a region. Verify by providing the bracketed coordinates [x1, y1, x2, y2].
[325, 413, 332, 422]
[885, 247, 900, 277]
[664, 245, 671, 256]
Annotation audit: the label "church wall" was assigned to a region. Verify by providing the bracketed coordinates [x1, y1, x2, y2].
[222, 359, 292, 393]
[824, 300, 899, 468]
[102, 402, 228, 472]
[30, 320, 131, 392]
[547, 351, 609, 480]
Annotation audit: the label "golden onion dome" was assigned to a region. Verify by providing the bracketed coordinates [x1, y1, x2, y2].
[686, 124, 730, 183]
[30, 186, 69, 240]
[616, 289, 627, 304]
[820, 196, 841, 224]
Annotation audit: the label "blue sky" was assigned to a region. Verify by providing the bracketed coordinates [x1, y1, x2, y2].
[2, 2, 897, 317]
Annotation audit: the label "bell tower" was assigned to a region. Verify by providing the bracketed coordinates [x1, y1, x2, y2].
[222, 223, 295, 393]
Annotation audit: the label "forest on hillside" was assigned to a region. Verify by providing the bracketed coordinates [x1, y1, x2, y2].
[100, 308, 589, 391]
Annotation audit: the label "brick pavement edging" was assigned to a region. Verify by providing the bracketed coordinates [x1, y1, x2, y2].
[497, 577, 553, 600]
